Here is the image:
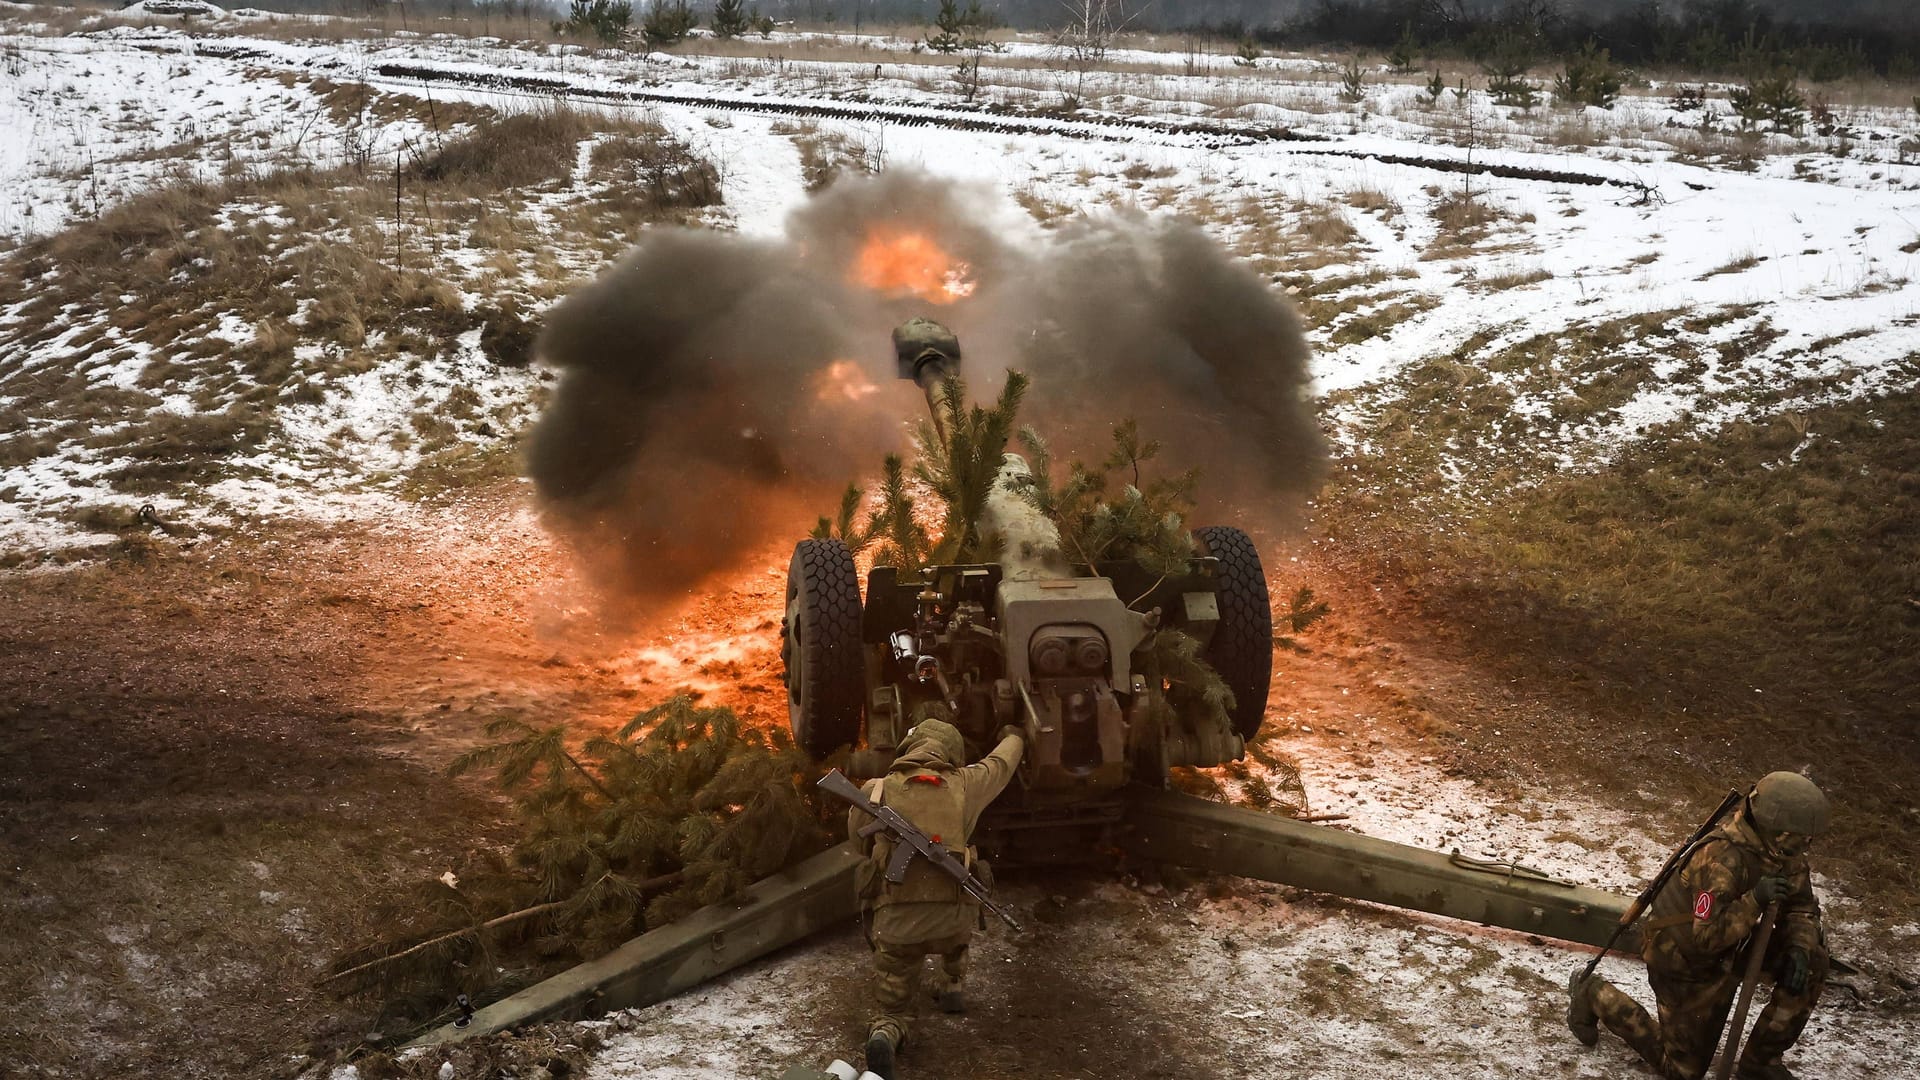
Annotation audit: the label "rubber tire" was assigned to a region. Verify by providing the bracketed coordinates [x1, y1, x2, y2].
[1194, 525, 1272, 741]
[784, 538, 864, 758]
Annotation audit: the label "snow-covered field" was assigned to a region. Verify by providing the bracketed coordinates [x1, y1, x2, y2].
[2, 14, 1916, 562]
[4, 10, 1919, 1079]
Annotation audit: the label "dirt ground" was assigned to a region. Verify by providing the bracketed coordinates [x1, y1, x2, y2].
[3, 488, 1915, 1079]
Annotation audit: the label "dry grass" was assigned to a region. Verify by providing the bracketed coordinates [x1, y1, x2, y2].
[0, 106, 723, 511]
[1326, 295, 1440, 345]
[1279, 268, 1417, 331]
[307, 76, 490, 131]
[588, 127, 723, 210]
[1209, 193, 1372, 273]
[1122, 161, 1179, 182]
[1321, 314, 1920, 915]
[771, 119, 876, 192]
[1422, 192, 1530, 261]
[419, 106, 594, 191]
[1476, 266, 1553, 292]
[1700, 252, 1763, 279]
[1012, 182, 1072, 225]
[1342, 186, 1402, 219]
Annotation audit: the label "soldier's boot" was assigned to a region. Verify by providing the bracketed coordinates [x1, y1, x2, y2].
[864, 1028, 898, 1080]
[1566, 967, 1599, 1048]
[931, 974, 965, 1014]
[1735, 1059, 1799, 1080]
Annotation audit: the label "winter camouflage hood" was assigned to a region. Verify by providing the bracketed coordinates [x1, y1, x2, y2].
[890, 720, 964, 773]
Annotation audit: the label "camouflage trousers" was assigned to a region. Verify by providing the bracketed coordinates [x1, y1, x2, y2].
[1586, 937, 1828, 1080]
[868, 931, 971, 1045]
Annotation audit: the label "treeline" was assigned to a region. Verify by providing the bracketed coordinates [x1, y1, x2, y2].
[1244, 0, 1920, 80]
[201, 0, 1920, 78]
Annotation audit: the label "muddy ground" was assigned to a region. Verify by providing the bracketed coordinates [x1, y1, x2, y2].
[2, 487, 1915, 1079]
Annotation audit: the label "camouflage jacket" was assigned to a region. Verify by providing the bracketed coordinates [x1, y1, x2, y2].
[848, 720, 1023, 945]
[1642, 809, 1821, 974]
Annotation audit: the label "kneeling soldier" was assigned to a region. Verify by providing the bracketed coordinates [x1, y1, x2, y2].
[1568, 771, 1830, 1080]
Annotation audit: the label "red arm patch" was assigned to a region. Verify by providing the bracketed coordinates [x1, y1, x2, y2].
[1693, 891, 1715, 920]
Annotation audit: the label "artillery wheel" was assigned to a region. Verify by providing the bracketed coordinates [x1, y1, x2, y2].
[783, 538, 864, 758]
[1195, 525, 1272, 741]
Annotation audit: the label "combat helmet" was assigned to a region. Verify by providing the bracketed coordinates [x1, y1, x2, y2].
[1749, 771, 1830, 837]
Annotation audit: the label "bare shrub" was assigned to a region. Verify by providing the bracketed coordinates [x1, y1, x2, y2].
[1669, 83, 1707, 111]
[417, 106, 594, 191]
[589, 129, 723, 208]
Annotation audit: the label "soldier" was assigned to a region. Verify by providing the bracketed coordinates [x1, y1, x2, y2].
[847, 719, 1024, 1080]
[1567, 771, 1831, 1080]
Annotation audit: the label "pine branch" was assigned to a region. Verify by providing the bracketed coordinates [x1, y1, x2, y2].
[563, 747, 616, 801]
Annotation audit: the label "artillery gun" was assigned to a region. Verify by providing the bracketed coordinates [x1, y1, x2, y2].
[410, 323, 1643, 1051]
[781, 318, 1266, 863]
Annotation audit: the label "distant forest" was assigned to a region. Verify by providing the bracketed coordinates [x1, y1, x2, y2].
[226, 0, 1920, 78]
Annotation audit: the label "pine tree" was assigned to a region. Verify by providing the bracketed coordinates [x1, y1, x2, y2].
[1553, 39, 1622, 109]
[926, 0, 963, 53]
[1481, 31, 1539, 108]
[809, 482, 873, 550]
[641, 0, 697, 47]
[959, 0, 995, 50]
[322, 698, 832, 1005]
[710, 0, 748, 39]
[1339, 58, 1366, 104]
[566, 0, 632, 44]
[1387, 21, 1418, 73]
[912, 372, 1028, 564]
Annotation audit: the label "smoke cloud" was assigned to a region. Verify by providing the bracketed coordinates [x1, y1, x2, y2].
[528, 170, 1323, 610]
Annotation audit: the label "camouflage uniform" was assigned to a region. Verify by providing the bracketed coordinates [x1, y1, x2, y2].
[847, 720, 1023, 1050]
[1581, 808, 1827, 1080]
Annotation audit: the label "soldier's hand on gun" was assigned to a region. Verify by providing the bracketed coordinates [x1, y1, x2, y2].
[1753, 874, 1793, 906]
[996, 725, 1024, 744]
[1776, 946, 1811, 994]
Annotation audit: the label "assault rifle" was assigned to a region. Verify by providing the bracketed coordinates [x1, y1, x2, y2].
[1580, 788, 1743, 982]
[817, 768, 1023, 932]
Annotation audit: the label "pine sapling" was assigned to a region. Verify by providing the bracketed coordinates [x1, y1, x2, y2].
[710, 0, 748, 39]
[1387, 21, 1418, 73]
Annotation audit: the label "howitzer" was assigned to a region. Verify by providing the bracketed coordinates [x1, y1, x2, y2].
[818, 768, 1024, 933]
[406, 322, 1660, 1049]
[1579, 787, 1743, 982]
[784, 319, 1271, 868]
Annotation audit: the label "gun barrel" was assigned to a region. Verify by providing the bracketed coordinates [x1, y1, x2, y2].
[890, 318, 962, 451]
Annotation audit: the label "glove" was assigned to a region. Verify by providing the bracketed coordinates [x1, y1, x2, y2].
[1776, 946, 1811, 995]
[1753, 875, 1793, 906]
[996, 725, 1024, 744]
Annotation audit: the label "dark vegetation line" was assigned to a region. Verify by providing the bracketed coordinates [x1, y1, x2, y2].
[1245, 0, 1920, 82]
[260, 0, 1920, 79]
